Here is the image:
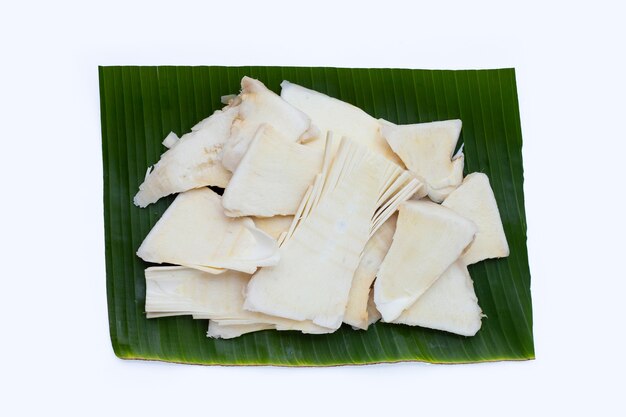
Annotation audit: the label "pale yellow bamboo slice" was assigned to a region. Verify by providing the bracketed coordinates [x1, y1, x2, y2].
[137, 188, 279, 274]
[222, 124, 324, 217]
[381, 119, 464, 202]
[344, 214, 397, 330]
[134, 105, 238, 207]
[144, 266, 251, 316]
[280, 81, 402, 165]
[393, 261, 483, 336]
[221, 77, 317, 171]
[442, 173, 509, 265]
[374, 200, 477, 322]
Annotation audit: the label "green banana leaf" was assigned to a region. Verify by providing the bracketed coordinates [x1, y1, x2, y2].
[100, 66, 534, 366]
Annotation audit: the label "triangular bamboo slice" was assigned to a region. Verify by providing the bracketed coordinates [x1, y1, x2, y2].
[137, 188, 279, 274]
[344, 214, 397, 330]
[244, 138, 421, 329]
[380, 119, 465, 202]
[222, 124, 324, 217]
[221, 77, 317, 172]
[392, 261, 483, 336]
[374, 200, 477, 322]
[442, 173, 510, 265]
[134, 105, 238, 207]
[280, 81, 402, 165]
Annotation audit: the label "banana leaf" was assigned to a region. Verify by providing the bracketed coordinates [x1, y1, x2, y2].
[99, 66, 534, 366]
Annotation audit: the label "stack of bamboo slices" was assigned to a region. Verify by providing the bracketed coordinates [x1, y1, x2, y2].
[134, 76, 509, 339]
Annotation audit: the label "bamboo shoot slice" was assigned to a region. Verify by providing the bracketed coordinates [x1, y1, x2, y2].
[137, 188, 279, 274]
[280, 81, 402, 165]
[221, 77, 316, 172]
[222, 124, 324, 217]
[381, 119, 464, 202]
[442, 173, 509, 265]
[145, 266, 251, 316]
[393, 261, 483, 336]
[344, 213, 397, 330]
[374, 200, 477, 322]
[134, 105, 238, 207]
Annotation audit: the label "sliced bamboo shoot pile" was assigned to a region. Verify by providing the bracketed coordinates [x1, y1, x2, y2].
[221, 77, 317, 172]
[137, 188, 279, 274]
[134, 105, 238, 207]
[144, 266, 333, 334]
[374, 200, 477, 322]
[207, 322, 274, 339]
[133, 77, 508, 340]
[222, 125, 324, 217]
[442, 173, 509, 265]
[392, 262, 483, 336]
[344, 213, 397, 330]
[244, 138, 422, 329]
[280, 81, 402, 165]
[381, 120, 464, 202]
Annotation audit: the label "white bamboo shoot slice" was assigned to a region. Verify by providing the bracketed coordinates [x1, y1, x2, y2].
[393, 262, 483, 336]
[344, 213, 397, 330]
[280, 81, 402, 165]
[137, 188, 279, 274]
[381, 119, 464, 202]
[442, 173, 509, 265]
[134, 105, 238, 207]
[221, 77, 316, 171]
[222, 125, 324, 217]
[374, 200, 477, 322]
[145, 266, 251, 316]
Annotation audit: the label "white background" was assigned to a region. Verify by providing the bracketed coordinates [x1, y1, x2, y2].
[1, 1, 625, 416]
